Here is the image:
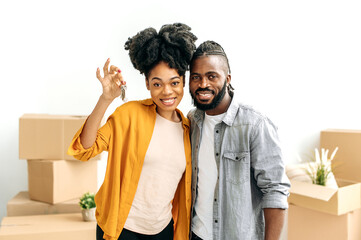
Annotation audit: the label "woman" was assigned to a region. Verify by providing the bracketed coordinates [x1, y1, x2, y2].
[68, 23, 197, 240]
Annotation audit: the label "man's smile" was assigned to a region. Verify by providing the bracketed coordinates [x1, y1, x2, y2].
[196, 89, 214, 101]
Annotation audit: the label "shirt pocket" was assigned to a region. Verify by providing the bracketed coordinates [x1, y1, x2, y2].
[223, 152, 250, 185]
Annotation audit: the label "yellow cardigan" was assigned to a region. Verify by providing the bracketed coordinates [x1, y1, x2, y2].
[67, 99, 192, 240]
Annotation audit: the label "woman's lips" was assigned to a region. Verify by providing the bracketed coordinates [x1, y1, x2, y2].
[161, 97, 176, 106]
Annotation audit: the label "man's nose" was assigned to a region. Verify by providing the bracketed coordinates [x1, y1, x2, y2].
[199, 77, 208, 88]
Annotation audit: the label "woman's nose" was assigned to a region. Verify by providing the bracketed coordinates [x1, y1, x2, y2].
[162, 84, 173, 95]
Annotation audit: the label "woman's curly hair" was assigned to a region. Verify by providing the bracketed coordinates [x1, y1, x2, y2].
[124, 23, 197, 78]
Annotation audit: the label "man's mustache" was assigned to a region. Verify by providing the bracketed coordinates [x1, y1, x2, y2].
[195, 88, 214, 94]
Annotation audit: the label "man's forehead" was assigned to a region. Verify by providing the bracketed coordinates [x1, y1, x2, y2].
[191, 55, 228, 72]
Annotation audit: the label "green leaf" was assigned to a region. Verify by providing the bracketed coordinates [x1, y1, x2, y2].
[79, 192, 96, 209]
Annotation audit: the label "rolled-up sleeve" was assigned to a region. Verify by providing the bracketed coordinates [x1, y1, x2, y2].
[67, 119, 111, 161]
[250, 117, 290, 209]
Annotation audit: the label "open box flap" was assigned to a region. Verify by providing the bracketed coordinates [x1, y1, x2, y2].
[290, 180, 338, 201]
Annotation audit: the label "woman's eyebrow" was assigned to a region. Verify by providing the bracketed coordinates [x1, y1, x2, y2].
[151, 76, 180, 81]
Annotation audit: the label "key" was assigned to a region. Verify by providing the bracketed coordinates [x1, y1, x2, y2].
[120, 85, 128, 102]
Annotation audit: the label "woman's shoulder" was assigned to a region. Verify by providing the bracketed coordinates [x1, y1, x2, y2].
[111, 99, 154, 117]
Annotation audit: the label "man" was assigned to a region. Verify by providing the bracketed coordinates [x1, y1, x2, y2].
[188, 41, 290, 240]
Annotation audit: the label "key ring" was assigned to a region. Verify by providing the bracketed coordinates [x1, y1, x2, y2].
[120, 85, 128, 102]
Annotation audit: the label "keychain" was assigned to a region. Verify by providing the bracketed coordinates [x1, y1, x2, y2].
[120, 85, 128, 102]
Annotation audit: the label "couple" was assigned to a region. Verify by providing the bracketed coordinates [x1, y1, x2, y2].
[68, 23, 290, 240]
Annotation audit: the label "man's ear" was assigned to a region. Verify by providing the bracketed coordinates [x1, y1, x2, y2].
[226, 74, 231, 85]
[145, 77, 150, 90]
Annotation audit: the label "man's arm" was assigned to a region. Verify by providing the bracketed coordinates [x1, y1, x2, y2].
[264, 208, 286, 240]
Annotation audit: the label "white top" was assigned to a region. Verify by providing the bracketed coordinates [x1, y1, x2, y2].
[191, 112, 226, 240]
[124, 113, 186, 234]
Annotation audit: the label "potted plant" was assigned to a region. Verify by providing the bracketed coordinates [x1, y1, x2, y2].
[79, 192, 96, 221]
[305, 147, 339, 188]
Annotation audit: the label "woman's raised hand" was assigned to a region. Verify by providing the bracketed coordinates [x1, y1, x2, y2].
[96, 58, 126, 101]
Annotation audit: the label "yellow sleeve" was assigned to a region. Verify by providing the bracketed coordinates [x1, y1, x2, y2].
[67, 118, 111, 161]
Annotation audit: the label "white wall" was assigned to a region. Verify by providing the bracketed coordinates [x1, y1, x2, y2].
[1, 0, 360, 221]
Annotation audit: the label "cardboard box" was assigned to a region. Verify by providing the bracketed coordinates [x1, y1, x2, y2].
[288, 179, 361, 215]
[288, 204, 361, 240]
[28, 160, 97, 204]
[7, 191, 81, 216]
[0, 213, 96, 240]
[320, 129, 361, 182]
[19, 114, 101, 161]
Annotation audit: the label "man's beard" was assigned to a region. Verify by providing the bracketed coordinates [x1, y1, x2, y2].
[190, 81, 227, 111]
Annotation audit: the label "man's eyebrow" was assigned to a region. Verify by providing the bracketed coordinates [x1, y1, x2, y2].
[190, 71, 218, 75]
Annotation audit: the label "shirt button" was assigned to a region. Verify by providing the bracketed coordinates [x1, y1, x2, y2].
[216, 153, 219, 156]
[214, 198, 217, 202]
[216, 130, 219, 133]
[215, 220, 218, 223]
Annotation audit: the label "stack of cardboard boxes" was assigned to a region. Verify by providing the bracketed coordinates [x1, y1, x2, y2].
[288, 129, 361, 240]
[0, 114, 101, 240]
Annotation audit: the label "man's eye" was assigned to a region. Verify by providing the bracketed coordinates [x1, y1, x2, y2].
[191, 76, 199, 81]
[208, 75, 216, 80]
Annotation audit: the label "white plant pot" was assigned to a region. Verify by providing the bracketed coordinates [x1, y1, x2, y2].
[81, 207, 96, 221]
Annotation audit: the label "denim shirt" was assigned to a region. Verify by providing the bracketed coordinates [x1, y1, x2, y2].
[188, 95, 290, 240]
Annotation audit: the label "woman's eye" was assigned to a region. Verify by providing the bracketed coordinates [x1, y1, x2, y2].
[153, 83, 160, 87]
[172, 81, 180, 86]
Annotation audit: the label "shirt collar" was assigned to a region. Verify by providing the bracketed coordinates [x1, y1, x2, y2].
[222, 96, 239, 126]
[140, 98, 155, 106]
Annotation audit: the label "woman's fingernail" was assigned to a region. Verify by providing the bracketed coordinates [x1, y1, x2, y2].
[121, 81, 126, 85]
[118, 69, 121, 73]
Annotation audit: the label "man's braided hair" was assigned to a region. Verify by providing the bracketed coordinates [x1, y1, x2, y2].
[124, 23, 197, 78]
[192, 40, 234, 96]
